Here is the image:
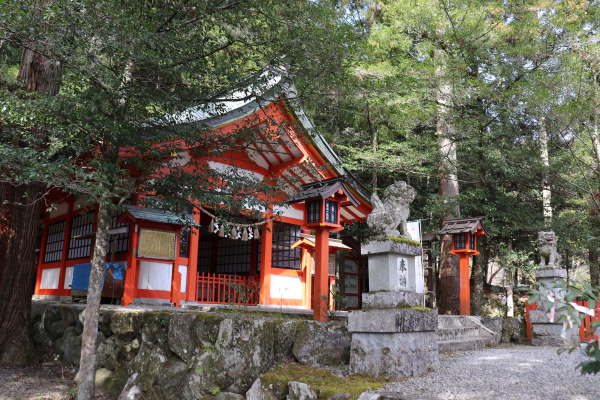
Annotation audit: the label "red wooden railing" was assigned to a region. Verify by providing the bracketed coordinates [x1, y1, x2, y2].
[525, 299, 599, 343]
[196, 273, 260, 305]
[576, 300, 600, 342]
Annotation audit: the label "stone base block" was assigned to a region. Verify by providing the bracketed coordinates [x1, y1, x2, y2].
[348, 309, 437, 333]
[362, 290, 424, 309]
[350, 331, 439, 378]
[531, 322, 580, 347]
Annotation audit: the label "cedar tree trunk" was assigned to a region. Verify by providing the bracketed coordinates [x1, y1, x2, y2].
[0, 47, 62, 365]
[435, 49, 461, 315]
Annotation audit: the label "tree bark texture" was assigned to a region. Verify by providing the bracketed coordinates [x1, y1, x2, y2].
[471, 237, 487, 315]
[539, 116, 553, 228]
[0, 183, 44, 365]
[0, 46, 62, 365]
[435, 49, 461, 315]
[76, 201, 113, 400]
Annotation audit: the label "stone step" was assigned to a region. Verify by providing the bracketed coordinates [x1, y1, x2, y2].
[436, 327, 481, 341]
[437, 315, 480, 329]
[437, 337, 494, 353]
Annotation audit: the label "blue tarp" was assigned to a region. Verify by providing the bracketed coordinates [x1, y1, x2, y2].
[71, 262, 125, 291]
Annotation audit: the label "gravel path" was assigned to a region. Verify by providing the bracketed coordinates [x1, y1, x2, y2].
[383, 345, 599, 400]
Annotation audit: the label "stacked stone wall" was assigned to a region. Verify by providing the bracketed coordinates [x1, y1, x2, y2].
[30, 301, 351, 399]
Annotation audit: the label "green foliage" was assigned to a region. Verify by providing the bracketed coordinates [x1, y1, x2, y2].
[530, 280, 600, 374]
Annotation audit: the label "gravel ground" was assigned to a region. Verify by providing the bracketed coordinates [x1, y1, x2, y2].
[383, 345, 599, 400]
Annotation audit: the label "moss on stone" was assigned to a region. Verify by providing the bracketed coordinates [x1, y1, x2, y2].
[260, 363, 386, 400]
[377, 236, 421, 247]
[394, 304, 432, 312]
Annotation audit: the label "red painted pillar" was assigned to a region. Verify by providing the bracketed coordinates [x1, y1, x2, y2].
[459, 254, 470, 316]
[187, 211, 201, 301]
[171, 230, 182, 308]
[259, 221, 273, 305]
[122, 224, 139, 306]
[314, 228, 329, 321]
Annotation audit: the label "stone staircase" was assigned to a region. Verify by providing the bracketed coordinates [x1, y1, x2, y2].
[437, 315, 499, 352]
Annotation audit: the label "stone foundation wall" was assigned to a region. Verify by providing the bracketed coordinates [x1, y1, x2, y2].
[479, 317, 526, 344]
[30, 301, 351, 399]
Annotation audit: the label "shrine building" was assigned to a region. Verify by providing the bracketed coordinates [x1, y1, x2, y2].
[33, 70, 373, 320]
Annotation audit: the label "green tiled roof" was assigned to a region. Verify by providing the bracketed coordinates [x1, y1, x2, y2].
[124, 205, 199, 227]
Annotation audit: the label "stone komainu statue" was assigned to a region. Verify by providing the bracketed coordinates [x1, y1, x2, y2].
[537, 231, 562, 269]
[367, 181, 416, 239]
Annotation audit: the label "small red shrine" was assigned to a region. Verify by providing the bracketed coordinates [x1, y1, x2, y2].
[439, 217, 488, 315]
[33, 71, 373, 320]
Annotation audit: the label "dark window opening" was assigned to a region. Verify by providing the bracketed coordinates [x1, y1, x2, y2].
[216, 238, 252, 274]
[68, 213, 94, 260]
[179, 229, 190, 258]
[44, 220, 66, 263]
[469, 233, 476, 250]
[325, 200, 338, 224]
[454, 233, 467, 250]
[108, 206, 130, 254]
[307, 200, 321, 224]
[272, 221, 301, 270]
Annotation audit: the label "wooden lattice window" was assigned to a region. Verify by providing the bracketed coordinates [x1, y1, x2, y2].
[454, 233, 467, 250]
[67, 213, 94, 260]
[44, 220, 66, 263]
[324, 200, 338, 224]
[107, 208, 130, 254]
[307, 200, 321, 224]
[272, 221, 301, 270]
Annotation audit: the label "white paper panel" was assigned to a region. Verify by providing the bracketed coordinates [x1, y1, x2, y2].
[270, 275, 302, 300]
[178, 265, 187, 293]
[138, 261, 172, 291]
[64, 266, 74, 289]
[40, 268, 60, 289]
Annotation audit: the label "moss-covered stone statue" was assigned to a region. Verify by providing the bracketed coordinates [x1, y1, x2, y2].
[366, 181, 416, 239]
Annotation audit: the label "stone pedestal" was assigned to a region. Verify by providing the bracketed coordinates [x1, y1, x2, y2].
[349, 239, 438, 378]
[361, 240, 423, 295]
[348, 307, 439, 378]
[531, 268, 580, 347]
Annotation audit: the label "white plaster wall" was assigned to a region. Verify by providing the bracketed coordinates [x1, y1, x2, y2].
[64, 266, 74, 289]
[138, 261, 173, 291]
[270, 275, 302, 300]
[40, 268, 60, 289]
[178, 265, 187, 293]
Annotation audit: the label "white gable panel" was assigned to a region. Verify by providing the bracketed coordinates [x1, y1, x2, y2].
[280, 130, 303, 158]
[208, 161, 265, 181]
[246, 144, 270, 170]
[340, 208, 353, 221]
[273, 205, 304, 221]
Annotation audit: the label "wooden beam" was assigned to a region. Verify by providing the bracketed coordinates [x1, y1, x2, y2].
[269, 156, 307, 176]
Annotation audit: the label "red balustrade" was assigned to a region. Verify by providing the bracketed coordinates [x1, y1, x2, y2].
[576, 300, 600, 342]
[196, 272, 260, 305]
[525, 299, 599, 343]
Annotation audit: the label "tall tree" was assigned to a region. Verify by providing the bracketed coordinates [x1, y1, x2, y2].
[0, 2, 358, 393]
